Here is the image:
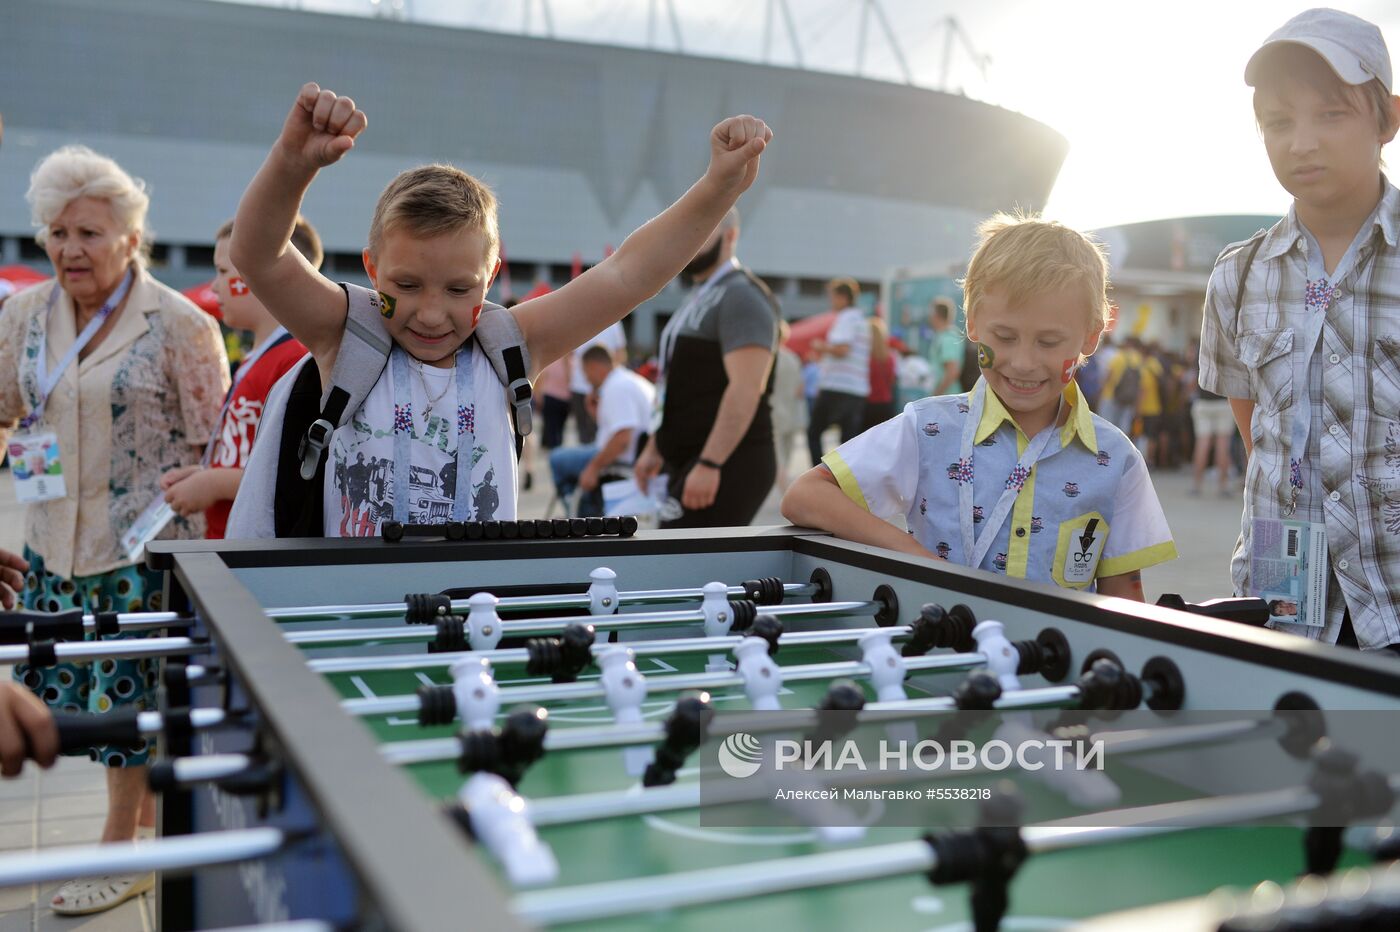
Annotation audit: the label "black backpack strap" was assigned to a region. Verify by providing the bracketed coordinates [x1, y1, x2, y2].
[275, 360, 329, 537]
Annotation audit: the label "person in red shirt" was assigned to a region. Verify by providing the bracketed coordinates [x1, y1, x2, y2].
[863, 316, 897, 432]
[158, 217, 318, 537]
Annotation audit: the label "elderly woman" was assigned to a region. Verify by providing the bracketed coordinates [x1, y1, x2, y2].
[0, 146, 228, 915]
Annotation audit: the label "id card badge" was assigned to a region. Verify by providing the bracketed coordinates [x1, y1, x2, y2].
[1250, 517, 1329, 628]
[7, 432, 67, 503]
[120, 497, 177, 565]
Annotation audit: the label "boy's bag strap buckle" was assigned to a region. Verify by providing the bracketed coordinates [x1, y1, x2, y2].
[298, 418, 335, 480]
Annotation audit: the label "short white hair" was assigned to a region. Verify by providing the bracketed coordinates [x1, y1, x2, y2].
[27, 145, 151, 264]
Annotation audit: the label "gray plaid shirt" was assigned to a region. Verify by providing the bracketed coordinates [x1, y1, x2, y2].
[1199, 179, 1400, 650]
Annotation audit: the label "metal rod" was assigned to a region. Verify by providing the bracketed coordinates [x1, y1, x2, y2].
[0, 828, 283, 888]
[379, 686, 1088, 765]
[137, 708, 229, 736]
[270, 582, 819, 623]
[84, 611, 187, 632]
[515, 776, 1400, 925]
[523, 716, 1285, 829]
[289, 600, 875, 647]
[342, 649, 979, 718]
[166, 754, 253, 785]
[307, 625, 914, 675]
[0, 637, 207, 665]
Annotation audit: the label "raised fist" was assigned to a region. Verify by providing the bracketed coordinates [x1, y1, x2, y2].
[277, 82, 368, 171]
[706, 115, 773, 196]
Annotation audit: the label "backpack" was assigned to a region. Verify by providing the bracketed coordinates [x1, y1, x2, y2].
[226, 283, 533, 538]
[1111, 353, 1142, 407]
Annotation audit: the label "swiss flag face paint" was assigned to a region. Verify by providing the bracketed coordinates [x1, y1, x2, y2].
[1061, 358, 1078, 384]
[228, 276, 249, 297]
[472, 303, 484, 327]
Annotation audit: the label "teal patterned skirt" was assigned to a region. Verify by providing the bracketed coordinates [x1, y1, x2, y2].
[12, 548, 163, 767]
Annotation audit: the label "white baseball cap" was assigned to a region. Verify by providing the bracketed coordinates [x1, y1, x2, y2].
[1245, 8, 1392, 93]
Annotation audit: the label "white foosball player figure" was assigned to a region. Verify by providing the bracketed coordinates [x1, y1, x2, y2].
[701, 581, 734, 672]
[974, 620, 1121, 808]
[597, 647, 652, 776]
[587, 567, 619, 644]
[449, 656, 501, 731]
[858, 630, 909, 703]
[459, 772, 559, 887]
[466, 592, 503, 651]
[732, 636, 783, 710]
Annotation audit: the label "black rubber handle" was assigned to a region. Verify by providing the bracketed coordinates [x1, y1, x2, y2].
[52, 709, 144, 753]
[0, 610, 85, 644]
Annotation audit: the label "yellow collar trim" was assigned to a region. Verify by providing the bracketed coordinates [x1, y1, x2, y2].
[972, 378, 1098, 453]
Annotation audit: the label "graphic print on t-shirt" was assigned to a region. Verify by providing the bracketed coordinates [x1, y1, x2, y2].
[330, 412, 500, 537]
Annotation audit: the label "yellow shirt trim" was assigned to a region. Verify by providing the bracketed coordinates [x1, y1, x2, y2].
[972, 378, 1097, 453]
[1098, 540, 1180, 579]
[822, 451, 871, 511]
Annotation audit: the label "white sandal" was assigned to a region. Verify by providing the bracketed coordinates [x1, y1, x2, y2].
[50, 871, 154, 915]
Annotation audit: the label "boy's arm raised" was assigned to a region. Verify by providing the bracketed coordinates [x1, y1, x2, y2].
[231, 83, 367, 375]
[513, 115, 772, 377]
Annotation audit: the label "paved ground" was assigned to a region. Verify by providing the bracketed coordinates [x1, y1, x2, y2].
[0, 443, 1240, 929]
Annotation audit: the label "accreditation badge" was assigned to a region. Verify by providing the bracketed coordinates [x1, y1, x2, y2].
[6, 431, 67, 503]
[120, 497, 177, 564]
[1249, 517, 1328, 628]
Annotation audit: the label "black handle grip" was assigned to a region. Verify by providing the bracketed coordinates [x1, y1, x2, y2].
[0, 610, 85, 644]
[53, 708, 143, 754]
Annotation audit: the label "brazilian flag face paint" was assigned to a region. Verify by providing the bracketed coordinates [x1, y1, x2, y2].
[378, 291, 397, 319]
[977, 342, 995, 368]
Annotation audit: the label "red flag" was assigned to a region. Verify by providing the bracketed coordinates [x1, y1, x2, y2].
[570, 251, 582, 280]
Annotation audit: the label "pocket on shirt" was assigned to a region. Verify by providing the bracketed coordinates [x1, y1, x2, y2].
[1371, 336, 1400, 419]
[1237, 328, 1294, 412]
[1051, 511, 1110, 590]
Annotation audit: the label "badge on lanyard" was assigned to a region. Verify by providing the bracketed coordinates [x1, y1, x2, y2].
[9, 271, 134, 506]
[1059, 515, 1106, 586]
[1248, 517, 1328, 628]
[6, 432, 66, 504]
[120, 497, 177, 565]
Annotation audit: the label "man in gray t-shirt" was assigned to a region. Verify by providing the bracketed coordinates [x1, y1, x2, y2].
[637, 208, 779, 527]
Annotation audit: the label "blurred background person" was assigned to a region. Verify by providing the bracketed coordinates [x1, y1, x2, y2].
[770, 319, 808, 491]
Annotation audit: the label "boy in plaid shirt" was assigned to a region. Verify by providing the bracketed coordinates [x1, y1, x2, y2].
[1199, 9, 1400, 651]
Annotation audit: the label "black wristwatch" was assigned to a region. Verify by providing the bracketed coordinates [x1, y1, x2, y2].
[697, 457, 724, 471]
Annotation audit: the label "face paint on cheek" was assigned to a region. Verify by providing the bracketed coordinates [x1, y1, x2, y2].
[471, 304, 483, 327]
[228, 276, 249, 297]
[976, 343, 995, 368]
[377, 291, 396, 319]
[1061, 358, 1079, 384]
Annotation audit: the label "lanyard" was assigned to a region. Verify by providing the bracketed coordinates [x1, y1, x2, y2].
[1286, 219, 1374, 514]
[389, 345, 476, 523]
[20, 269, 134, 430]
[957, 379, 1066, 570]
[201, 326, 292, 467]
[657, 258, 739, 381]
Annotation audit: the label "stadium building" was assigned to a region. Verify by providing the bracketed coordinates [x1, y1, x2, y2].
[0, 0, 1067, 349]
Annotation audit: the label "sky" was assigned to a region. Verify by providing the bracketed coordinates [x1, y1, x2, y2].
[239, 0, 1400, 229]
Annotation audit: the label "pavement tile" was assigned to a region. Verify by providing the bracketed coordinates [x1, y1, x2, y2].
[39, 794, 107, 822]
[0, 823, 33, 852]
[0, 885, 34, 913]
[0, 799, 35, 826]
[38, 816, 104, 849]
[0, 908, 34, 932]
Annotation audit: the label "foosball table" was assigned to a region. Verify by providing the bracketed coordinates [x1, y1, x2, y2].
[5, 521, 1400, 931]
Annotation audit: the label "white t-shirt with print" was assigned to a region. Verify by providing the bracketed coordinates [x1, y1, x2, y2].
[595, 367, 656, 465]
[569, 322, 627, 395]
[323, 342, 516, 537]
[817, 308, 871, 396]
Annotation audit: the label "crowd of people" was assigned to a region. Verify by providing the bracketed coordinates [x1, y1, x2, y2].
[0, 6, 1397, 918]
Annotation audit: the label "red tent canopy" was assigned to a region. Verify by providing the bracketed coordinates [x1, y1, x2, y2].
[0, 264, 49, 297]
[182, 281, 222, 320]
[784, 310, 836, 360]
